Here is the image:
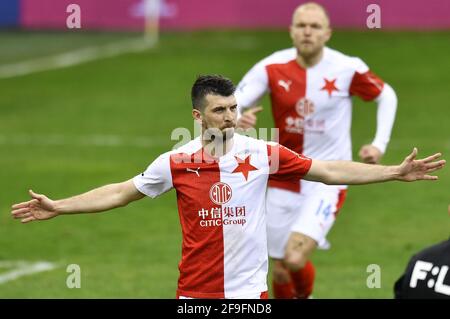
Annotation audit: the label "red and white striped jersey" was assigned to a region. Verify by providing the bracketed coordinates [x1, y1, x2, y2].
[133, 133, 312, 298]
[236, 47, 384, 193]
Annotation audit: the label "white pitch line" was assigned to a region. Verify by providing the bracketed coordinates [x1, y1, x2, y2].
[0, 261, 57, 285]
[0, 37, 156, 79]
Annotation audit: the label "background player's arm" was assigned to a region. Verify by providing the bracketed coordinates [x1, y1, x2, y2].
[237, 106, 263, 129]
[304, 148, 444, 185]
[11, 179, 144, 223]
[235, 59, 268, 129]
[359, 83, 398, 163]
[350, 62, 398, 164]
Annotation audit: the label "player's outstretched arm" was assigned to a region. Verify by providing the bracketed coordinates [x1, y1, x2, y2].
[304, 148, 445, 185]
[11, 179, 144, 223]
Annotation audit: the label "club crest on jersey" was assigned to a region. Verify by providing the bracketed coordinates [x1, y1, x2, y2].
[209, 182, 232, 205]
[295, 98, 315, 117]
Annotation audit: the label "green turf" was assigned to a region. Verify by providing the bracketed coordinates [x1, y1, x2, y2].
[0, 30, 449, 298]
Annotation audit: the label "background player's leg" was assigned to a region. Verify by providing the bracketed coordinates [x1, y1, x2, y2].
[285, 189, 346, 298]
[266, 187, 302, 299]
[284, 232, 317, 298]
[272, 259, 296, 299]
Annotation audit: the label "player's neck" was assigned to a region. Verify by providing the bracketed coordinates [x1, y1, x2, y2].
[202, 136, 234, 159]
[296, 49, 324, 68]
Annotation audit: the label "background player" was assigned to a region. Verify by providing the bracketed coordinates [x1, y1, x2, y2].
[235, 2, 398, 298]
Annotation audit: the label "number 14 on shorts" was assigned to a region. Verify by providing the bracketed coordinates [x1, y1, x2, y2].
[315, 199, 332, 220]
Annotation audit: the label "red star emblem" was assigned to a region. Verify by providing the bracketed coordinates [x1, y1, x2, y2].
[320, 78, 339, 97]
[232, 155, 258, 181]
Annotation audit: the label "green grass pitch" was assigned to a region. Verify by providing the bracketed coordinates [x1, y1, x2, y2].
[0, 30, 449, 298]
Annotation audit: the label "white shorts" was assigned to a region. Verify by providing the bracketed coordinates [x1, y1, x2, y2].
[266, 186, 347, 259]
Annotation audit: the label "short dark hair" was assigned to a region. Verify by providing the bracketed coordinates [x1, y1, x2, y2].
[191, 75, 236, 111]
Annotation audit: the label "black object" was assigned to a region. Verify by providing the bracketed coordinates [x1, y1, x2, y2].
[394, 239, 450, 299]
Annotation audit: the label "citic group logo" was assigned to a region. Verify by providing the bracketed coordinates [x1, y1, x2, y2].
[295, 98, 315, 117]
[209, 182, 232, 205]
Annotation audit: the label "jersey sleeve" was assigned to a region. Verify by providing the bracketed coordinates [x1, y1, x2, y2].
[133, 152, 173, 198]
[235, 59, 269, 112]
[349, 58, 384, 101]
[267, 142, 312, 182]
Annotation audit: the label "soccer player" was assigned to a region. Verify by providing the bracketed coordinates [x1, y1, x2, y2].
[235, 2, 398, 298]
[11, 75, 444, 299]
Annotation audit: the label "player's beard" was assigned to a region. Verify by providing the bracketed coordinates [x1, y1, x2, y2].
[298, 43, 321, 59]
[297, 47, 320, 59]
[204, 127, 234, 142]
[203, 127, 234, 158]
[220, 127, 235, 142]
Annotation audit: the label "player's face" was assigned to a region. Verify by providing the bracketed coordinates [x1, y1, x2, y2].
[194, 94, 237, 141]
[290, 7, 331, 58]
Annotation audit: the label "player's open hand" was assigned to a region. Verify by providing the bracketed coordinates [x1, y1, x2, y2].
[396, 148, 446, 182]
[237, 106, 263, 130]
[11, 190, 58, 223]
[359, 144, 382, 164]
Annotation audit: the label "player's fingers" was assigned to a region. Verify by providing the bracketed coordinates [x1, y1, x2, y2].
[14, 212, 32, 219]
[364, 158, 377, 164]
[360, 153, 376, 162]
[21, 216, 36, 224]
[405, 147, 418, 162]
[244, 113, 257, 121]
[425, 159, 446, 169]
[29, 189, 43, 200]
[249, 106, 263, 115]
[11, 207, 30, 216]
[421, 175, 438, 181]
[421, 153, 442, 163]
[240, 116, 256, 127]
[371, 157, 381, 164]
[11, 200, 35, 209]
[426, 164, 446, 174]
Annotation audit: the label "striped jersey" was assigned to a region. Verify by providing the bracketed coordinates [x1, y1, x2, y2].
[236, 47, 384, 193]
[133, 133, 312, 298]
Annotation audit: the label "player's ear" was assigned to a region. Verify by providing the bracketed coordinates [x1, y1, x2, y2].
[192, 108, 203, 124]
[289, 25, 295, 41]
[324, 27, 332, 42]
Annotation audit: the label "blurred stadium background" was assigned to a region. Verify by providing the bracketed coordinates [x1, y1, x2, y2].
[0, 0, 449, 298]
